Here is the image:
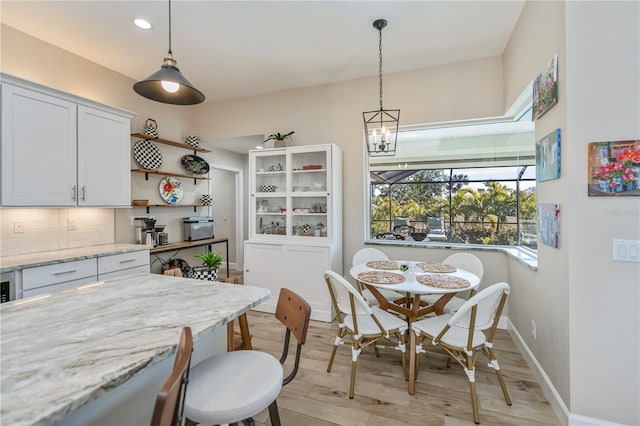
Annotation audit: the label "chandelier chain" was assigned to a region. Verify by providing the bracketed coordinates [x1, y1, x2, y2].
[168, 0, 173, 54]
[378, 26, 383, 111]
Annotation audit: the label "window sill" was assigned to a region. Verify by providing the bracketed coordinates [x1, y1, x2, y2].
[364, 240, 538, 270]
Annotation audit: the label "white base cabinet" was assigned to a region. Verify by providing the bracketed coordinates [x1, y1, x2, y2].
[245, 241, 338, 322]
[1, 74, 134, 207]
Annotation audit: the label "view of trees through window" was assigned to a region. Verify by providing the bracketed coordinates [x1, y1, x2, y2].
[369, 167, 537, 249]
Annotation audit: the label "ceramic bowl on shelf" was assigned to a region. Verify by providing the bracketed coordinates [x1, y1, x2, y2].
[312, 182, 324, 190]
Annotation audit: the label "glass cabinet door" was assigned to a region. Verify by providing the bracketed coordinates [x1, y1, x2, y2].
[252, 150, 287, 237]
[289, 147, 330, 239]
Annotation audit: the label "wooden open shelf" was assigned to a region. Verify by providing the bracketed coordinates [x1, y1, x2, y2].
[131, 133, 212, 153]
[131, 202, 210, 213]
[131, 168, 210, 180]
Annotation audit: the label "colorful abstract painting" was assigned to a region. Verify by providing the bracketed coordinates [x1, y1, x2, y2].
[537, 203, 560, 248]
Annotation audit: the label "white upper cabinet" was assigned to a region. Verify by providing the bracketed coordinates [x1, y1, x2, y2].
[2, 83, 78, 206]
[77, 106, 131, 206]
[1, 75, 134, 207]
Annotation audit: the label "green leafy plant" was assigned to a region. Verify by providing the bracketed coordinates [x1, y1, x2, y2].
[194, 252, 223, 270]
[263, 131, 295, 143]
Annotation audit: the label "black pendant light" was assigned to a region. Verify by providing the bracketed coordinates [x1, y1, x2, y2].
[133, 0, 205, 105]
[363, 19, 400, 156]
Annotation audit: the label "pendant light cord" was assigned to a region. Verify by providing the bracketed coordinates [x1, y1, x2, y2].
[378, 26, 383, 111]
[168, 0, 173, 55]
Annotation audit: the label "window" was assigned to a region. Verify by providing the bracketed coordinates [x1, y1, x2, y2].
[367, 112, 537, 250]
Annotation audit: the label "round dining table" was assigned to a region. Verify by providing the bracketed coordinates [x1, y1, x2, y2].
[349, 259, 481, 394]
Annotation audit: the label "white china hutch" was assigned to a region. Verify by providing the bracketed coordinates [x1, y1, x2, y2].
[244, 144, 342, 322]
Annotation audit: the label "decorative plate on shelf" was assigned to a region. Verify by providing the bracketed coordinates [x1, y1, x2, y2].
[159, 177, 184, 204]
[181, 154, 210, 175]
[133, 139, 162, 170]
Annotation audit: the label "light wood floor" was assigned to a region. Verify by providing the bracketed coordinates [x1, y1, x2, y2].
[237, 309, 559, 426]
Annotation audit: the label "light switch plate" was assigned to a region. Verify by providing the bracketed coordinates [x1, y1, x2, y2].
[612, 239, 640, 262]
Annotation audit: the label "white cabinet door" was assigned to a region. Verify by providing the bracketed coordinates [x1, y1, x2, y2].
[244, 242, 284, 314]
[284, 245, 334, 322]
[78, 106, 131, 206]
[1, 83, 77, 206]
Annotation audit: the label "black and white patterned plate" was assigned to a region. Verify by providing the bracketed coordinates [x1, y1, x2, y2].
[133, 140, 162, 170]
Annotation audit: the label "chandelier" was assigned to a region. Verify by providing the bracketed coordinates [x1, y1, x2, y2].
[363, 19, 400, 156]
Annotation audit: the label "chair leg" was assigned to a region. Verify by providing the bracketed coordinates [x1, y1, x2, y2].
[327, 329, 345, 372]
[464, 353, 480, 424]
[349, 359, 357, 399]
[237, 313, 253, 350]
[227, 321, 235, 352]
[398, 331, 408, 380]
[487, 347, 512, 406]
[446, 357, 452, 368]
[374, 345, 380, 357]
[408, 330, 417, 394]
[268, 400, 281, 426]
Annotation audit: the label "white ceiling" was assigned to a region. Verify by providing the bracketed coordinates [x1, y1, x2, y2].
[1, 0, 525, 104]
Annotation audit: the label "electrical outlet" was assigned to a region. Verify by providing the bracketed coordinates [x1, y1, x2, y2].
[67, 218, 77, 231]
[13, 220, 24, 234]
[531, 320, 537, 340]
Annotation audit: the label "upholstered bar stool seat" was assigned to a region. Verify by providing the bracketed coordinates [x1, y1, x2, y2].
[185, 350, 283, 425]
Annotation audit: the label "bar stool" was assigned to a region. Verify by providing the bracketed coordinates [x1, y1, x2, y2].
[184, 288, 311, 426]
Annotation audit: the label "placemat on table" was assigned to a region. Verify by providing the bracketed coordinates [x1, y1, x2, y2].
[416, 262, 457, 273]
[416, 274, 470, 289]
[357, 271, 405, 284]
[365, 260, 399, 270]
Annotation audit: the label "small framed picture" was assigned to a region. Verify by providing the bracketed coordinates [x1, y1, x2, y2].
[536, 129, 561, 182]
[537, 203, 560, 249]
[588, 140, 640, 196]
[533, 54, 559, 120]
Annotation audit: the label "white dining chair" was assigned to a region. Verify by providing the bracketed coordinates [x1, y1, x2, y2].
[324, 270, 408, 399]
[352, 247, 404, 305]
[411, 282, 512, 424]
[422, 252, 484, 314]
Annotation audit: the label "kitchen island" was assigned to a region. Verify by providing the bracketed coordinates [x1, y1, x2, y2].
[0, 273, 270, 425]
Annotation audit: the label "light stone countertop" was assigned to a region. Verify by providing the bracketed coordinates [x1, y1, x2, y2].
[0, 273, 270, 426]
[0, 244, 149, 273]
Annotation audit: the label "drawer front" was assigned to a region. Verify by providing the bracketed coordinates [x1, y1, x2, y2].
[98, 250, 149, 274]
[22, 259, 97, 290]
[98, 264, 149, 281]
[22, 275, 97, 298]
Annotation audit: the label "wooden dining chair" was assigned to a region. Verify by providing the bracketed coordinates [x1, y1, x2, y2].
[411, 283, 512, 424]
[150, 326, 193, 426]
[184, 288, 311, 426]
[422, 252, 485, 314]
[324, 270, 408, 399]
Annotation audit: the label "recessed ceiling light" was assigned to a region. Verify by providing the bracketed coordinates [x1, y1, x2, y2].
[133, 18, 152, 30]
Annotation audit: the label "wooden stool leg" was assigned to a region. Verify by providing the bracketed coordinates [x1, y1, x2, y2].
[227, 322, 235, 352]
[238, 313, 252, 350]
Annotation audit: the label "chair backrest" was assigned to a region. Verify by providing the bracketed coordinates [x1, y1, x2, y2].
[449, 283, 510, 331]
[352, 248, 389, 266]
[324, 270, 373, 317]
[150, 326, 193, 426]
[275, 288, 312, 385]
[443, 252, 484, 282]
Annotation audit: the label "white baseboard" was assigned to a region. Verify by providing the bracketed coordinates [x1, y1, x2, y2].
[568, 414, 627, 426]
[505, 317, 570, 426]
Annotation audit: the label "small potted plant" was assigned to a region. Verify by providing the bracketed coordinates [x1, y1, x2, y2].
[263, 131, 295, 148]
[191, 251, 223, 281]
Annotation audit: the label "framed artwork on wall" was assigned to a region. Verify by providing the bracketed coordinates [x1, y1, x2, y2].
[536, 129, 561, 182]
[532, 54, 558, 120]
[537, 203, 560, 249]
[588, 140, 640, 196]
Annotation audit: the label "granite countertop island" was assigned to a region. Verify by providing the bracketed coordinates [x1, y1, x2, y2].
[0, 243, 149, 273]
[0, 273, 270, 426]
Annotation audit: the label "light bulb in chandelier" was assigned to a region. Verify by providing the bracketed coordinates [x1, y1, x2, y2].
[161, 80, 180, 93]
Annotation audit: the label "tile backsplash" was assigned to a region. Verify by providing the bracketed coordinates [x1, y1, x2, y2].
[0, 208, 115, 257]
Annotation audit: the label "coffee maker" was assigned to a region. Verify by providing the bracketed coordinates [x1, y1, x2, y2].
[133, 217, 157, 245]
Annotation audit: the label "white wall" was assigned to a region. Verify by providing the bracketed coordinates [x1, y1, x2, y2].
[565, 2, 639, 423]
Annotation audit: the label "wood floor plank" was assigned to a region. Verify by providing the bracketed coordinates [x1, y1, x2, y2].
[241, 310, 559, 426]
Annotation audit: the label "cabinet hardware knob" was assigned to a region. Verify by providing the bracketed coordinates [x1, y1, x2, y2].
[81, 186, 86, 201]
[72, 185, 77, 201]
